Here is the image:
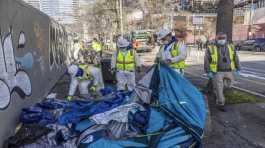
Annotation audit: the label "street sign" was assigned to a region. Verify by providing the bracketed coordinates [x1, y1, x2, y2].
[193, 15, 204, 25]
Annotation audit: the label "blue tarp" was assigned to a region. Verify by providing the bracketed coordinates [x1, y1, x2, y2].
[58, 91, 131, 125]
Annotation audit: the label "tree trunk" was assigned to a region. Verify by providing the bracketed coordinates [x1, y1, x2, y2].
[216, 0, 234, 42]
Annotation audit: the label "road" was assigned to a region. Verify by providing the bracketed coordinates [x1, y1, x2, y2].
[139, 48, 265, 97]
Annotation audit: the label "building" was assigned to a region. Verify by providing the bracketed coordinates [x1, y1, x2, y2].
[233, 0, 265, 40]
[23, 0, 41, 9]
[23, 0, 80, 24]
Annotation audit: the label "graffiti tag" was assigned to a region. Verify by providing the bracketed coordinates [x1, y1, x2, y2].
[0, 27, 32, 109]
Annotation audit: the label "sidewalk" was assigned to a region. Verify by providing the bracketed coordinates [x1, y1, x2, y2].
[185, 73, 265, 148]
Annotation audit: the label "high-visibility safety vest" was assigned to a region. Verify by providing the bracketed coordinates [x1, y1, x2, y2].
[116, 50, 135, 71]
[92, 41, 102, 52]
[77, 64, 92, 81]
[158, 42, 186, 69]
[208, 44, 236, 73]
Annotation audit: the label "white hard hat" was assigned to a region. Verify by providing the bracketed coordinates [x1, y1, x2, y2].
[117, 36, 130, 48]
[67, 64, 78, 76]
[157, 28, 171, 40]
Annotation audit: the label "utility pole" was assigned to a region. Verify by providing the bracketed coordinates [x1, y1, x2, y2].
[119, 0, 124, 36]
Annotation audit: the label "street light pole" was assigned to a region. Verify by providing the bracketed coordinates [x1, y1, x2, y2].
[119, 0, 124, 36]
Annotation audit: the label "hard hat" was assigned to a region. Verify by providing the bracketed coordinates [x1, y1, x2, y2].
[117, 36, 130, 48]
[157, 28, 171, 40]
[67, 64, 79, 76]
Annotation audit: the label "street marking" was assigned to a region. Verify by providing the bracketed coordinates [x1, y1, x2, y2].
[242, 67, 265, 74]
[242, 70, 265, 77]
[185, 71, 265, 99]
[233, 86, 265, 99]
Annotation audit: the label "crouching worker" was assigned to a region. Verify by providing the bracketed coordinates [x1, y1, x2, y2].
[66, 64, 104, 101]
[111, 36, 141, 91]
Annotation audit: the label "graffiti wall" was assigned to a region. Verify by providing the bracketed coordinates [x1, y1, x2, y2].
[0, 0, 69, 146]
[0, 27, 33, 109]
[49, 22, 69, 69]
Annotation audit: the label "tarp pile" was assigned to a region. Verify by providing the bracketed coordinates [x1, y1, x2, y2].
[4, 64, 206, 148]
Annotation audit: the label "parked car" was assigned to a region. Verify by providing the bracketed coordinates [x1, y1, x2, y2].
[237, 38, 265, 52]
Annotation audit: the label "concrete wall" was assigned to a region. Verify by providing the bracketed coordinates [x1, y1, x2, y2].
[0, 0, 68, 146]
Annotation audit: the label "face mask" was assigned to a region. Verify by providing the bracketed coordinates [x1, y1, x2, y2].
[217, 39, 226, 45]
[119, 47, 127, 52]
[161, 39, 170, 45]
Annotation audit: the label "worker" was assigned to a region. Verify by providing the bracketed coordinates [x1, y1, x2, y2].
[156, 28, 187, 75]
[111, 36, 141, 91]
[132, 38, 139, 50]
[204, 32, 241, 112]
[91, 38, 102, 54]
[91, 38, 102, 65]
[66, 64, 104, 101]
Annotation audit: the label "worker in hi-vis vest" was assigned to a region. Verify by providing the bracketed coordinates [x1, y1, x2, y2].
[111, 36, 141, 91]
[66, 64, 104, 101]
[156, 28, 187, 75]
[204, 32, 241, 112]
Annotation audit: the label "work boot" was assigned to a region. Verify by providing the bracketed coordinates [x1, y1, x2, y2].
[217, 105, 227, 112]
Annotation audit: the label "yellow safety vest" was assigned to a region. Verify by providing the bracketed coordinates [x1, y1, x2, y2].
[116, 50, 135, 71]
[77, 64, 92, 81]
[92, 41, 102, 52]
[158, 42, 186, 69]
[208, 44, 235, 73]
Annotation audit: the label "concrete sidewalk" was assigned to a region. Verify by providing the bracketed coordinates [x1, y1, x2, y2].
[185, 73, 265, 148]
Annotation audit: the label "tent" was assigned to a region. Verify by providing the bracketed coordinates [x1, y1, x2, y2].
[80, 63, 206, 148]
[8, 63, 206, 148]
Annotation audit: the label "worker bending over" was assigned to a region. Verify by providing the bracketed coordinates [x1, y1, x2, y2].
[66, 64, 104, 101]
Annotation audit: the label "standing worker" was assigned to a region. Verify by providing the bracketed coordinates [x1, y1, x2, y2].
[91, 38, 102, 64]
[204, 32, 241, 112]
[92, 38, 102, 54]
[66, 64, 104, 101]
[156, 28, 187, 75]
[132, 38, 139, 50]
[111, 36, 141, 91]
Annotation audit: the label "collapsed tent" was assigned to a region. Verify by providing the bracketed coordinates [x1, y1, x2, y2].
[4, 63, 206, 148]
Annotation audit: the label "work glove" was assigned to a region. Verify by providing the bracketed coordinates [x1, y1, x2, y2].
[164, 59, 172, 64]
[234, 70, 241, 78]
[207, 72, 214, 79]
[66, 96, 73, 101]
[90, 85, 97, 93]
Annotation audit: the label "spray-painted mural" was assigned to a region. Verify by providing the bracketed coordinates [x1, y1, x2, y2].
[49, 24, 69, 69]
[0, 27, 32, 109]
